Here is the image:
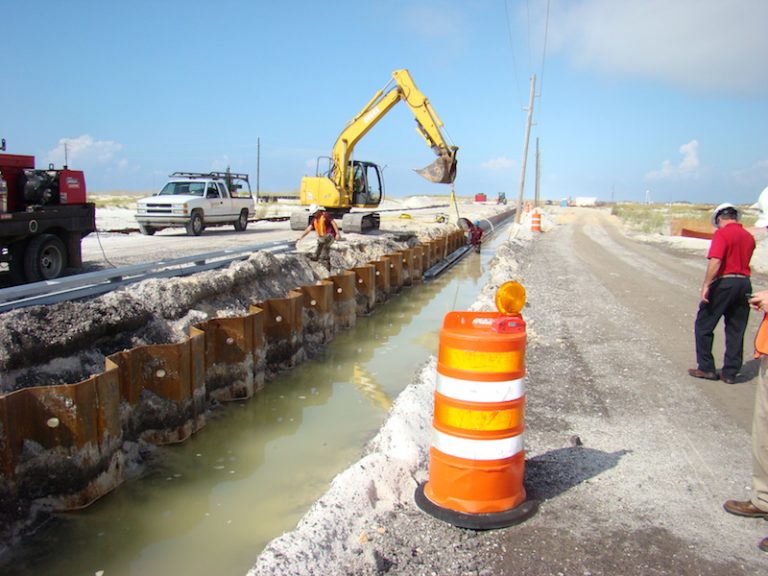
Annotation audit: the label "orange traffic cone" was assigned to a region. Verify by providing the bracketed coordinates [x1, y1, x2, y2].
[531, 209, 541, 232]
[415, 295, 537, 529]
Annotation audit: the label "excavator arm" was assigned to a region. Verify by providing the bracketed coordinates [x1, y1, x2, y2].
[330, 69, 458, 195]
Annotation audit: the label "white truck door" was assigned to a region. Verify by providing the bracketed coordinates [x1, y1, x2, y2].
[205, 181, 227, 222]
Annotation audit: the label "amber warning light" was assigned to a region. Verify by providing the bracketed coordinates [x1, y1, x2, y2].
[495, 281, 526, 315]
[492, 281, 526, 333]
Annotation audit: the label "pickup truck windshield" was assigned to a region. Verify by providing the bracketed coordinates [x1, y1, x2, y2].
[158, 182, 206, 196]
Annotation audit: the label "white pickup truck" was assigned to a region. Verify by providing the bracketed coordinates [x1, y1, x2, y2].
[135, 171, 254, 236]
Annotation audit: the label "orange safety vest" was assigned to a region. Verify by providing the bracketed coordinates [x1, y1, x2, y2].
[755, 314, 768, 358]
[312, 212, 336, 238]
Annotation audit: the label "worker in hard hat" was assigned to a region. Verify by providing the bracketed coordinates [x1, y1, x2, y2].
[723, 186, 768, 552]
[296, 204, 341, 272]
[467, 220, 483, 253]
[689, 203, 755, 384]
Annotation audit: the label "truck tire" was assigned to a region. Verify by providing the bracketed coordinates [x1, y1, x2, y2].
[138, 223, 156, 235]
[186, 211, 204, 236]
[24, 234, 67, 282]
[234, 209, 249, 231]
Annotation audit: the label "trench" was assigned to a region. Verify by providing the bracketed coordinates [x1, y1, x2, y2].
[5, 228, 506, 576]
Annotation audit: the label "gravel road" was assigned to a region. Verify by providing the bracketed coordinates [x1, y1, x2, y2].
[252, 207, 768, 575]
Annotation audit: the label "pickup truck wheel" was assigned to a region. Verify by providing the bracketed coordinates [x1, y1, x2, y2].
[138, 223, 156, 235]
[187, 211, 204, 236]
[24, 234, 67, 281]
[234, 209, 249, 231]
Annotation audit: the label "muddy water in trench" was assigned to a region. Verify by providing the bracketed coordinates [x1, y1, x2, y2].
[6, 234, 503, 576]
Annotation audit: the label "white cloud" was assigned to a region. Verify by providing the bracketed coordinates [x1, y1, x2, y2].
[545, 0, 768, 96]
[482, 156, 516, 170]
[732, 159, 768, 190]
[46, 135, 122, 166]
[646, 139, 700, 180]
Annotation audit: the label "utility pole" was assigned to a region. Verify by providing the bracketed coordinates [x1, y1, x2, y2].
[256, 137, 261, 201]
[515, 74, 536, 223]
[534, 137, 541, 208]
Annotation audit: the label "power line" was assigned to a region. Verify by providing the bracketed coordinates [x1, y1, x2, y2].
[526, 0, 532, 71]
[503, 0, 522, 104]
[537, 0, 551, 122]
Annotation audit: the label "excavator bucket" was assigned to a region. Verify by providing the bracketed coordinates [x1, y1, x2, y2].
[415, 149, 458, 184]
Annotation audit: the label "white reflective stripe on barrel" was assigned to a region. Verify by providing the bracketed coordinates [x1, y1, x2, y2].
[436, 374, 524, 403]
[432, 429, 524, 461]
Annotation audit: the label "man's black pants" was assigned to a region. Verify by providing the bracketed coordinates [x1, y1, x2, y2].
[694, 276, 752, 379]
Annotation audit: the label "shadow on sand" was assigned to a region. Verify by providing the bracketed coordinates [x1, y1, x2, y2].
[524, 446, 630, 502]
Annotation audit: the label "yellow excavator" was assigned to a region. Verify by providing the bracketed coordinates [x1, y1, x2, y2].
[290, 69, 458, 233]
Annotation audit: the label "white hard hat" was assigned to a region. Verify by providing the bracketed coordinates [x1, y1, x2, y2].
[308, 203, 319, 215]
[711, 203, 739, 228]
[755, 187, 768, 227]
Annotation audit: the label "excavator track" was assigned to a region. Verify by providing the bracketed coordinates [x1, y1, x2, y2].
[341, 211, 380, 234]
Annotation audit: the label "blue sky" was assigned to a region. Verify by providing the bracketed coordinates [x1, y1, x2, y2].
[3, 0, 767, 204]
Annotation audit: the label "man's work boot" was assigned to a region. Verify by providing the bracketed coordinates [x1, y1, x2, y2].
[723, 500, 768, 518]
[688, 368, 719, 381]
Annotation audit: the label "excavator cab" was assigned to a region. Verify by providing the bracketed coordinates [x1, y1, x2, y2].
[349, 161, 383, 207]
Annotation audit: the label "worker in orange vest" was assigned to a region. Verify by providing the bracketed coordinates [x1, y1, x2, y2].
[723, 186, 768, 553]
[297, 204, 341, 272]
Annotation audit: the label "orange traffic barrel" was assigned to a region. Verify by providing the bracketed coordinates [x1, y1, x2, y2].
[415, 298, 537, 529]
[531, 209, 541, 232]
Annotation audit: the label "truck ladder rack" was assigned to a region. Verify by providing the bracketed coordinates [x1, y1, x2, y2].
[170, 171, 250, 182]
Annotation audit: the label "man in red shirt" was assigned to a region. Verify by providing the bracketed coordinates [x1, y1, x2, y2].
[689, 203, 755, 384]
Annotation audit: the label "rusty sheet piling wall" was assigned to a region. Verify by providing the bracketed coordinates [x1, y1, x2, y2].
[0, 230, 480, 534]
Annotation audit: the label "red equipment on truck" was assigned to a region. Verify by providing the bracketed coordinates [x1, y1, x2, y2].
[0, 139, 96, 284]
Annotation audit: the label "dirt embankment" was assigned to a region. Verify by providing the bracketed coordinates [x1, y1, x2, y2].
[0, 235, 418, 392]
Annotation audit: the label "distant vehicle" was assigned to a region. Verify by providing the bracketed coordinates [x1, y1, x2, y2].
[0, 142, 96, 284]
[135, 171, 254, 236]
